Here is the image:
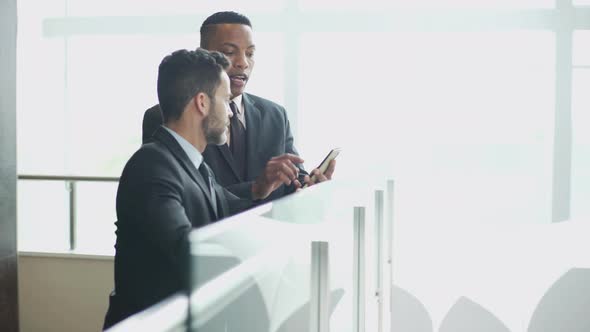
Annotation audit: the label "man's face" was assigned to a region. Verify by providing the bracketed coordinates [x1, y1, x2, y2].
[204, 72, 232, 145]
[205, 24, 255, 98]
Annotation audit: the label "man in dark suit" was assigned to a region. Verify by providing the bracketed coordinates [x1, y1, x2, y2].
[143, 11, 336, 202]
[104, 48, 301, 329]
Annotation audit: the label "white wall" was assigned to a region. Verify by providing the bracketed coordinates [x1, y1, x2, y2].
[18, 254, 114, 332]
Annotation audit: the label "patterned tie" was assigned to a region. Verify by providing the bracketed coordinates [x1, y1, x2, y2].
[198, 162, 217, 213]
[229, 101, 247, 180]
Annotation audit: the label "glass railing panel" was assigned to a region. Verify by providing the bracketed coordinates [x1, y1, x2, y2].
[191, 180, 385, 331]
[112, 177, 393, 331]
[188, 212, 316, 332]
[269, 177, 392, 332]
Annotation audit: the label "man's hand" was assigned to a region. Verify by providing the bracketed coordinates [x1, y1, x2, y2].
[302, 159, 336, 188]
[252, 154, 304, 200]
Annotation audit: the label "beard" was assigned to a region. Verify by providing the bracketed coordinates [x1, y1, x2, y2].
[203, 105, 228, 146]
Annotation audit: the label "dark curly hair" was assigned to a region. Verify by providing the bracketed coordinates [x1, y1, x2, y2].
[157, 48, 229, 122]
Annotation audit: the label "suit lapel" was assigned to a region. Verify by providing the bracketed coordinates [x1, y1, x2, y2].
[215, 144, 242, 182]
[154, 127, 218, 219]
[212, 182, 229, 218]
[243, 93, 261, 180]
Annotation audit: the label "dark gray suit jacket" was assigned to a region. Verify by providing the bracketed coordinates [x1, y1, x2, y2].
[104, 127, 249, 329]
[143, 93, 307, 202]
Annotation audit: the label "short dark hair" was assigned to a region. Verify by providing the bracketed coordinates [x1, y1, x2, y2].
[157, 48, 229, 123]
[200, 11, 252, 48]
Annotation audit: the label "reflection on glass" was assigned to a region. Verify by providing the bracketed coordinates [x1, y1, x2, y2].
[18, 181, 69, 251]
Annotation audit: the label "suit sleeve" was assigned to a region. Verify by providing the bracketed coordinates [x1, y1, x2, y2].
[221, 186, 254, 216]
[223, 181, 254, 201]
[119, 150, 192, 277]
[281, 107, 308, 193]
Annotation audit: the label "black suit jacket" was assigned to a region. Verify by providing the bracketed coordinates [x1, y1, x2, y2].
[143, 93, 307, 202]
[104, 127, 248, 329]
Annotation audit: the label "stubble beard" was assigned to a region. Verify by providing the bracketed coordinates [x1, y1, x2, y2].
[203, 111, 227, 146]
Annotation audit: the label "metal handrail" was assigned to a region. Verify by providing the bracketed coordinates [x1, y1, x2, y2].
[17, 174, 119, 251]
[18, 174, 119, 182]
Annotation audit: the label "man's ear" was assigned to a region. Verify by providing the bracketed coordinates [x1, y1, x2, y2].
[193, 92, 209, 117]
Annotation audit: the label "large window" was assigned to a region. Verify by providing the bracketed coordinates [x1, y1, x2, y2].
[17, 0, 590, 253]
[298, 31, 555, 225]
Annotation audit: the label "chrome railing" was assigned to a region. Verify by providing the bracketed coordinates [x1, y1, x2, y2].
[17, 174, 119, 251]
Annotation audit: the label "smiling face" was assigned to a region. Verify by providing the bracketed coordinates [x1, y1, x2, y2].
[203, 71, 232, 145]
[204, 24, 255, 98]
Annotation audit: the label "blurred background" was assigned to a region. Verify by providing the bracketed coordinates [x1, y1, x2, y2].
[15, 0, 590, 252]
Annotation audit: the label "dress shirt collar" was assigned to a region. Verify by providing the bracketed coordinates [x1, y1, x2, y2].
[230, 94, 246, 129]
[162, 126, 204, 171]
[231, 94, 243, 114]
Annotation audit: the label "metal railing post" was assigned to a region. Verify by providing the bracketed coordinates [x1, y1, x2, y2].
[385, 180, 395, 332]
[66, 180, 77, 251]
[374, 190, 385, 332]
[353, 206, 366, 332]
[310, 241, 330, 332]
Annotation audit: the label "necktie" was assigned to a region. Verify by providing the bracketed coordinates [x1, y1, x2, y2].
[198, 162, 217, 213]
[229, 101, 247, 180]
